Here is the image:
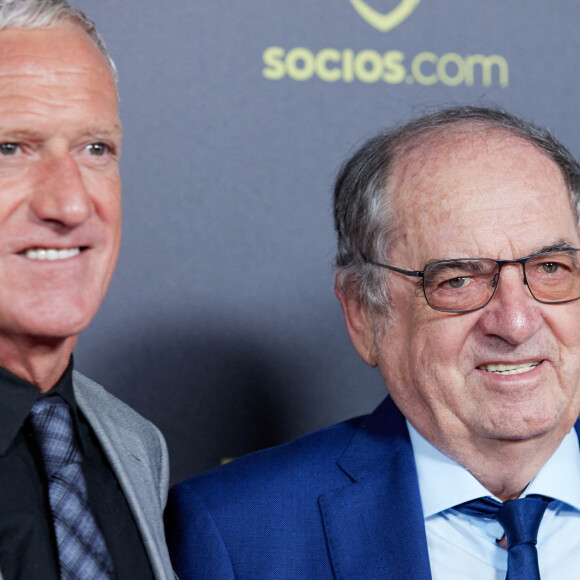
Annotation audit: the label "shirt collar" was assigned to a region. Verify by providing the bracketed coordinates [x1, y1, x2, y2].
[0, 358, 76, 456]
[408, 420, 580, 516]
[525, 427, 580, 511]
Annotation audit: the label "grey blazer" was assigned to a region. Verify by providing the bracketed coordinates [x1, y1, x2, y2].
[73, 371, 175, 580]
[0, 371, 175, 580]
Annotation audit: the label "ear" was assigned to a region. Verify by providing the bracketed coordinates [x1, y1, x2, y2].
[335, 284, 378, 367]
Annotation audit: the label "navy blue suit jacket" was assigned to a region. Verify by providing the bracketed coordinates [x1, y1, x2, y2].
[165, 397, 433, 579]
[166, 396, 580, 579]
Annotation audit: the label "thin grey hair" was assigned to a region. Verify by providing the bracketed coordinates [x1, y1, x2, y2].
[333, 105, 580, 318]
[0, 0, 117, 79]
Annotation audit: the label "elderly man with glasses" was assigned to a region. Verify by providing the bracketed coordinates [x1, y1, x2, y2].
[166, 107, 580, 579]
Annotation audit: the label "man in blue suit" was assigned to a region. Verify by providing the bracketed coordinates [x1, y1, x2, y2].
[166, 107, 580, 578]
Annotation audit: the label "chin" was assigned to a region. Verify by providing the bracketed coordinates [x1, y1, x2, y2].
[42, 312, 96, 337]
[10, 302, 101, 341]
[481, 413, 563, 442]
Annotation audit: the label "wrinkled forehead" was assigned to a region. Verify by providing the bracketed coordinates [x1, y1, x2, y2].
[386, 127, 579, 262]
[390, 125, 564, 199]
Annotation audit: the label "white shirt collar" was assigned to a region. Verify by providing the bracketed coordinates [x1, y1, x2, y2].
[407, 420, 580, 517]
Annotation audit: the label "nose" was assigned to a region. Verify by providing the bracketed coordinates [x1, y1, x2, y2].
[29, 152, 94, 228]
[477, 263, 543, 345]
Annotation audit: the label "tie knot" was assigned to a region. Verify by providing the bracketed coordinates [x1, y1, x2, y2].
[455, 494, 552, 580]
[29, 397, 81, 476]
[455, 494, 552, 548]
[496, 496, 552, 548]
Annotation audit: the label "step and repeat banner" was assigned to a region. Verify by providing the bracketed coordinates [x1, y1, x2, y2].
[72, 0, 580, 483]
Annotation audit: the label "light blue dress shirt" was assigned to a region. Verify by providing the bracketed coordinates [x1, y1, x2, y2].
[408, 422, 580, 579]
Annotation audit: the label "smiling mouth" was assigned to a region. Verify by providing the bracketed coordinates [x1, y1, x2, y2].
[478, 362, 542, 375]
[23, 248, 82, 261]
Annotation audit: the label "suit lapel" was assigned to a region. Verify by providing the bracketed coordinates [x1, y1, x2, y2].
[321, 409, 580, 579]
[320, 397, 432, 580]
[73, 374, 170, 580]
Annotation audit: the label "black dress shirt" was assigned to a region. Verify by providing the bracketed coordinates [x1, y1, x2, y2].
[0, 360, 155, 580]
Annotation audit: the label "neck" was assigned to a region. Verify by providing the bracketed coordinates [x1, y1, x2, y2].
[0, 335, 77, 392]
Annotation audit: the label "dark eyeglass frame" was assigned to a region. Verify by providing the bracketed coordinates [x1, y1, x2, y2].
[363, 249, 580, 313]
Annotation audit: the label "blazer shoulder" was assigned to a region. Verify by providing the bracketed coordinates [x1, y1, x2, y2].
[166, 415, 367, 578]
[175, 395, 405, 501]
[72, 370, 167, 459]
[165, 399, 413, 580]
[172, 414, 366, 505]
[73, 371, 155, 429]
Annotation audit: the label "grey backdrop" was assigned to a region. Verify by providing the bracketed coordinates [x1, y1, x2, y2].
[70, 0, 580, 484]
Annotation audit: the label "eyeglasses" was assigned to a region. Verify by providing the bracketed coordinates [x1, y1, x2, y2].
[364, 249, 580, 313]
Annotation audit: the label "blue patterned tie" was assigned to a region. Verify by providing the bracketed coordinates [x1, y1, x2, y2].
[29, 398, 115, 580]
[454, 495, 552, 580]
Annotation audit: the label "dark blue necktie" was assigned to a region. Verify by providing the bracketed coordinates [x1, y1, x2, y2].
[454, 495, 552, 580]
[29, 398, 115, 580]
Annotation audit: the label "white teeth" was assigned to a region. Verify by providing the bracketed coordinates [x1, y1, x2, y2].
[25, 248, 81, 261]
[479, 362, 541, 375]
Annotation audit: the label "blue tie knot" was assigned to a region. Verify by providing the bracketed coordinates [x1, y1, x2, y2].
[454, 494, 552, 580]
[496, 496, 551, 547]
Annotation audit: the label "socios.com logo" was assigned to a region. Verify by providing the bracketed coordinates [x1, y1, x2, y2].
[350, 0, 421, 32]
[261, 3, 509, 88]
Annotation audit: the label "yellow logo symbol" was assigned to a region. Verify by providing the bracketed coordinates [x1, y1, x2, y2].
[350, 0, 421, 32]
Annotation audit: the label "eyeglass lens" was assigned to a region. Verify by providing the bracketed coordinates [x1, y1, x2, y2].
[422, 251, 580, 312]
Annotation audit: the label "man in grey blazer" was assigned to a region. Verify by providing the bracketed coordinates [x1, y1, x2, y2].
[0, 1, 174, 578]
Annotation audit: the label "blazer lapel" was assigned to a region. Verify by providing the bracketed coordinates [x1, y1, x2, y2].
[319, 397, 432, 580]
[73, 374, 171, 580]
[321, 404, 580, 579]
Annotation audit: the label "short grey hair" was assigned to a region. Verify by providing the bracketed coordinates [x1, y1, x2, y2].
[0, 0, 116, 78]
[333, 106, 580, 317]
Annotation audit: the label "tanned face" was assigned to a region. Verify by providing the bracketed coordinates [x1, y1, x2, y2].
[0, 22, 122, 349]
